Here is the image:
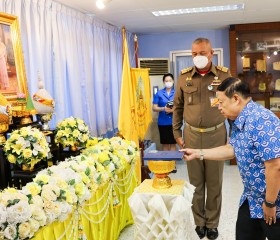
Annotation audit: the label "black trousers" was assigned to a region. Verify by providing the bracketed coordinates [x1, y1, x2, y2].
[236, 200, 280, 240]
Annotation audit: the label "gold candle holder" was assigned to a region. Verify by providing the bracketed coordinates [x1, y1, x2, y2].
[147, 160, 175, 189]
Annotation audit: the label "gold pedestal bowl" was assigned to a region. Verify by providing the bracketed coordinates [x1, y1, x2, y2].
[148, 160, 175, 189]
[12, 102, 33, 125]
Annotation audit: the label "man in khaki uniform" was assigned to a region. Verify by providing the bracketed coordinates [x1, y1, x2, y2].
[173, 38, 231, 240]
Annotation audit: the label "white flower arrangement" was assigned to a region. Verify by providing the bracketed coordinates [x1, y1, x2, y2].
[3, 126, 50, 169]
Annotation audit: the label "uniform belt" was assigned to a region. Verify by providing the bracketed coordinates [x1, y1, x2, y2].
[185, 122, 224, 133]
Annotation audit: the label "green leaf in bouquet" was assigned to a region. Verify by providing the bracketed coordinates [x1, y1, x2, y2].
[102, 160, 111, 166]
[96, 174, 102, 185]
[7, 199, 20, 207]
[68, 179, 76, 185]
[85, 167, 90, 176]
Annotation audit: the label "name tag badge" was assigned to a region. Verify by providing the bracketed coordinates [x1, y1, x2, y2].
[210, 97, 219, 107]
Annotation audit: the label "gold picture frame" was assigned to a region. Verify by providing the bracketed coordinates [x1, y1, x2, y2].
[0, 12, 28, 103]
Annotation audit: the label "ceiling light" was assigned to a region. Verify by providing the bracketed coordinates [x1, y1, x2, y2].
[96, 0, 105, 9]
[96, 0, 112, 9]
[152, 4, 244, 16]
[274, 50, 278, 55]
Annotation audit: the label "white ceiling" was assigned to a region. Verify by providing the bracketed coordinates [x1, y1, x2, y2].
[54, 0, 280, 35]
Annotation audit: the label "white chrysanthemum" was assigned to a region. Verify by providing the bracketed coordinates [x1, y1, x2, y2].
[28, 218, 40, 238]
[108, 162, 116, 172]
[3, 224, 17, 240]
[57, 202, 72, 222]
[18, 221, 31, 239]
[0, 203, 7, 225]
[30, 195, 44, 208]
[30, 205, 46, 226]
[6, 201, 32, 224]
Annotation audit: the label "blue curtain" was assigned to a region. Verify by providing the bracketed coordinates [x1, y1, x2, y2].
[0, 0, 135, 136]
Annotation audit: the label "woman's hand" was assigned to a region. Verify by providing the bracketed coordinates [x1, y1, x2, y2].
[165, 106, 173, 114]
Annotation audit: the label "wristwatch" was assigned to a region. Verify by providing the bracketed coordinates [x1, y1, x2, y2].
[264, 200, 276, 208]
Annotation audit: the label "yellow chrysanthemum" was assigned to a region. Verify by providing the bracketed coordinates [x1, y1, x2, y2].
[82, 134, 88, 142]
[7, 154, 16, 163]
[5, 187, 18, 193]
[23, 149, 33, 159]
[26, 183, 41, 196]
[64, 128, 72, 137]
[12, 143, 23, 155]
[77, 119, 83, 124]
[81, 172, 90, 184]
[98, 152, 110, 164]
[68, 119, 76, 128]
[75, 183, 86, 197]
[34, 174, 50, 184]
[72, 129, 80, 138]
[10, 133, 20, 141]
[61, 121, 67, 127]
[20, 128, 29, 137]
[86, 139, 98, 147]
[65, 190, 73, 204]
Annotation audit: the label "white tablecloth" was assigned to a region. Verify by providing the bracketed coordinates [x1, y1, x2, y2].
[128, 179, 197, 240]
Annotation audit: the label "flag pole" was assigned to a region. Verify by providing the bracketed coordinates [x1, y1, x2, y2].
[122, 26, 126, 62]
[134, 34, 138, 68]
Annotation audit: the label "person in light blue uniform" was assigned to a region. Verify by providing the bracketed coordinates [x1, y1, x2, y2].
[153, 73, 176, 150]
[181, 77, 280, 240]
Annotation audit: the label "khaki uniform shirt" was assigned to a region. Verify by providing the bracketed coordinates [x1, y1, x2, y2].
[173, 64, 231, 147]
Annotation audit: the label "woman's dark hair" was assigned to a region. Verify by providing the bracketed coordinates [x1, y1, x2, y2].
[163, 73, 174, 82]
[217, 77, 250, 99]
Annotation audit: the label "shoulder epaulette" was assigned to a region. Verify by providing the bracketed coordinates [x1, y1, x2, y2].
[181, 67, 193, 74]
[216, 66, 228, 72]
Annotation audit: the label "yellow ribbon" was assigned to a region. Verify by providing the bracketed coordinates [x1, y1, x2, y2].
[33, 93, 54, 107]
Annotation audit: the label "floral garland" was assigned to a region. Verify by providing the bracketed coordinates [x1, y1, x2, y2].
[0, 137, 138, 240]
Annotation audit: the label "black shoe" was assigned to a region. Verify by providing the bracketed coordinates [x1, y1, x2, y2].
[206, 228, 219, 240]
[195, 226, 206, 239]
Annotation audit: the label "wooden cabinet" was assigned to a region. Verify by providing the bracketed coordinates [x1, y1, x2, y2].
[229, 22, 280, 114]
[229, 22, 280, 165]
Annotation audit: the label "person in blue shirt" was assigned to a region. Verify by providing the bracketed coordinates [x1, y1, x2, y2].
[153, 73, 176, 151]
[181, 77, 280, 239]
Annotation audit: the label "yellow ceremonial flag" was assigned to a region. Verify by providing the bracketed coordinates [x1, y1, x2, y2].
[118, 29, 141, 182]
[131, 68, 152, 141]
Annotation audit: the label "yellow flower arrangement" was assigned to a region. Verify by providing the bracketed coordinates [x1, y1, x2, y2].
[3, 126, 50, 169]
[82, 137, 139, 177]
[55, 116, 90, 148]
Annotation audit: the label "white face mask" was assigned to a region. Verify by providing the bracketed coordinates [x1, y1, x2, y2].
[165, 82, 173, 89]
[193, 55, 209, 69]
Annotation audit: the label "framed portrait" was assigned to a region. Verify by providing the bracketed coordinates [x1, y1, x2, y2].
[0, 12, 28, 103]
[242, 41, 251, 52]
[256, 42, 267, 51]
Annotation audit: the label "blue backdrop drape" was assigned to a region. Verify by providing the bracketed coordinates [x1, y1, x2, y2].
[0, 0, 135, 136]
